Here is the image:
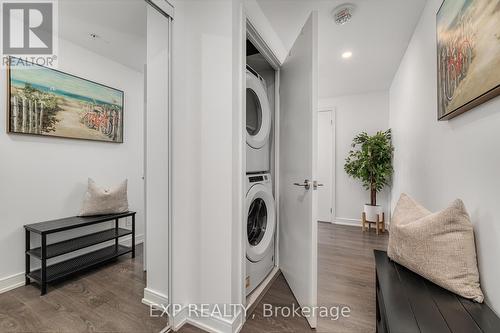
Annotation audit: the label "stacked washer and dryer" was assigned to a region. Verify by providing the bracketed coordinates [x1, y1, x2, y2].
[245, 56, 276, 296]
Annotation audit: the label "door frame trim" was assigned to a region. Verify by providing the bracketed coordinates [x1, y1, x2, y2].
[242, 13, 282, 315]
[318, 108, 336, 222]
[145, 0, 174, 19]
[141, 1, 174, 332]
[247, 20, 281, 70]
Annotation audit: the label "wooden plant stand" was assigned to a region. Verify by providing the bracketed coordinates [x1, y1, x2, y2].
[362, 212, 385, 235]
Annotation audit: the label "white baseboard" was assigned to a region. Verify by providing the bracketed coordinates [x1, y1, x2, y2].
[0, 234, 145, 295]
[333, 217, 361, 227]
[119, 233, 145, 247]
[245, 266, 279, 312]
[142, 287, 169, 309]
[332, 217, 390, 228]
[172, 306, 189, 331]
[142, 288, 170, 333]
[0, 272, 25, 294]
[188, 310, 243, 333]
[173, 305, 244, 333]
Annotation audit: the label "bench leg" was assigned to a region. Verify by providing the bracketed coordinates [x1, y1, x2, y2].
[362, 212, 366, 232]
[25, 230, 30, 285]
[131, 214, 135, 258]
[41, 234, 47, 295]
[115, 218, 119, 250]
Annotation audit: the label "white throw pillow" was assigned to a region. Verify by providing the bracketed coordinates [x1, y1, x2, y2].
[79, 178, 129, 216]
[388, 193, 484, 303]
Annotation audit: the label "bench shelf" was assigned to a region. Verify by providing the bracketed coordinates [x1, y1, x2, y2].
[24, 211, 136, 295]
[27, 228, 132, 259]
[27, 244, 131, 283]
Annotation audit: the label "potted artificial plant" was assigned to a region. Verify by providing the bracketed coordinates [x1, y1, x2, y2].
[344, 129, 394, 222]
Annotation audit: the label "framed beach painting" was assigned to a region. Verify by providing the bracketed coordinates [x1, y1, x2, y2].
[7, 57, 124, 142]
[437, 0, 500, 120]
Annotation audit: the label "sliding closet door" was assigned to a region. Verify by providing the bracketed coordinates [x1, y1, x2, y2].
[144, 2, 171, 306]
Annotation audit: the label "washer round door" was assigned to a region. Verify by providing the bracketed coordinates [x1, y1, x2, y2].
[246, 71, 271, 149]
[246, 184, 276, 262]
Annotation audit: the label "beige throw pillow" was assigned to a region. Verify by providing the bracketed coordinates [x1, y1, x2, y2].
[79, 178, 129, 216]
[388, 193, 484, 303]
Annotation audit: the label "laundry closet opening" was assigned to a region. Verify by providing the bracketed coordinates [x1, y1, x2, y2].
[241, 14, 319, 327]
[244, 38, 280, 310]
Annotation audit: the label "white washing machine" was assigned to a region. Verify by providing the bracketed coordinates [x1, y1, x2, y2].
[246, 69, 271, 173]
[245, 173, 275, 296]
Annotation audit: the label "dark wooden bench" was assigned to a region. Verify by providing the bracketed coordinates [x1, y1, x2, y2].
[374, 250, 500, 333]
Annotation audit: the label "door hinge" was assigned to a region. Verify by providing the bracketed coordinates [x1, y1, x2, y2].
[330, 208, 332, 213]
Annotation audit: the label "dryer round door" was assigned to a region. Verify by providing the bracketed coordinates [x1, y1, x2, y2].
[246, 71, 271, 149]
[246, 184, 276, 262]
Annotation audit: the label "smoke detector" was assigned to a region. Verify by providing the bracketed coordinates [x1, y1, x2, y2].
[332, 3, 356, 25]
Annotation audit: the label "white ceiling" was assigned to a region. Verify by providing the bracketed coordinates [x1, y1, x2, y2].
[256, 0, 427, 98]
[59, 0, 146, 72]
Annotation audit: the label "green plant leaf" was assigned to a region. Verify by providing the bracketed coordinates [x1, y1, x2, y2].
[344, 129, 394, 203]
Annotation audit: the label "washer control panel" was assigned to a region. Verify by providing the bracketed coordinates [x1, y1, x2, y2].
[246, 173, 272, 191]
[248, 174, 268, 183]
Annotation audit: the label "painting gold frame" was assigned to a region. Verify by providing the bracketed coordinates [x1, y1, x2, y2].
[436, 0, 500, 121]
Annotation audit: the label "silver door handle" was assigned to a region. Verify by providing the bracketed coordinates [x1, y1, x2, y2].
[313, 180, 324, 190]
[293, 179, 311, 190]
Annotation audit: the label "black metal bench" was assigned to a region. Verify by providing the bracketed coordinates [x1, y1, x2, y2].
[374, 250, 500, 333]
[24, 212, 136, 295]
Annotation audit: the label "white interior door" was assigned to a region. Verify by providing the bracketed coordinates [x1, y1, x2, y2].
[279, 11, 318, 329]
[317, 110, 333, 222]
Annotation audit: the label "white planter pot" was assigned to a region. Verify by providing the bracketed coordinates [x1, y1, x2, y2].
[364, 204, 383, 222]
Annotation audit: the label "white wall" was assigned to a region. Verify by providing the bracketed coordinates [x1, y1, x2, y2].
[170, 1, 282, 332]
[170, 1, 202, 321]
[319, 91, 390, 224]
[0, 39, 144, 292]
[171, 1, 244, 331]
[390, 0, 500, 314]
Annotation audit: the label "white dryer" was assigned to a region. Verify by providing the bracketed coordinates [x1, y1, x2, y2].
[245, 173, 275, 296]
[246, 69, 271, 173]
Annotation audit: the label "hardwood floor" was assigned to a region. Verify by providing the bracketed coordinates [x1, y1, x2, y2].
[0, 223, 387, 333]
[180, 223, 389, 333]
[0, 244, 168, 333]
[317, 222, 388, 333]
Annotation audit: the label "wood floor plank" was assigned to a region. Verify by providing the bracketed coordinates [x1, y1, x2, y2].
[2, 223, 386, 333]
[178, 223, 388, 333]
[0, 294, 52, 332]
[316, 223, 388, 333]
[0, 244, 168, 333]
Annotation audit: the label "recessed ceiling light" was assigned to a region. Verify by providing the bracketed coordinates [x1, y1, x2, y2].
[342, 51, 353, 59]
